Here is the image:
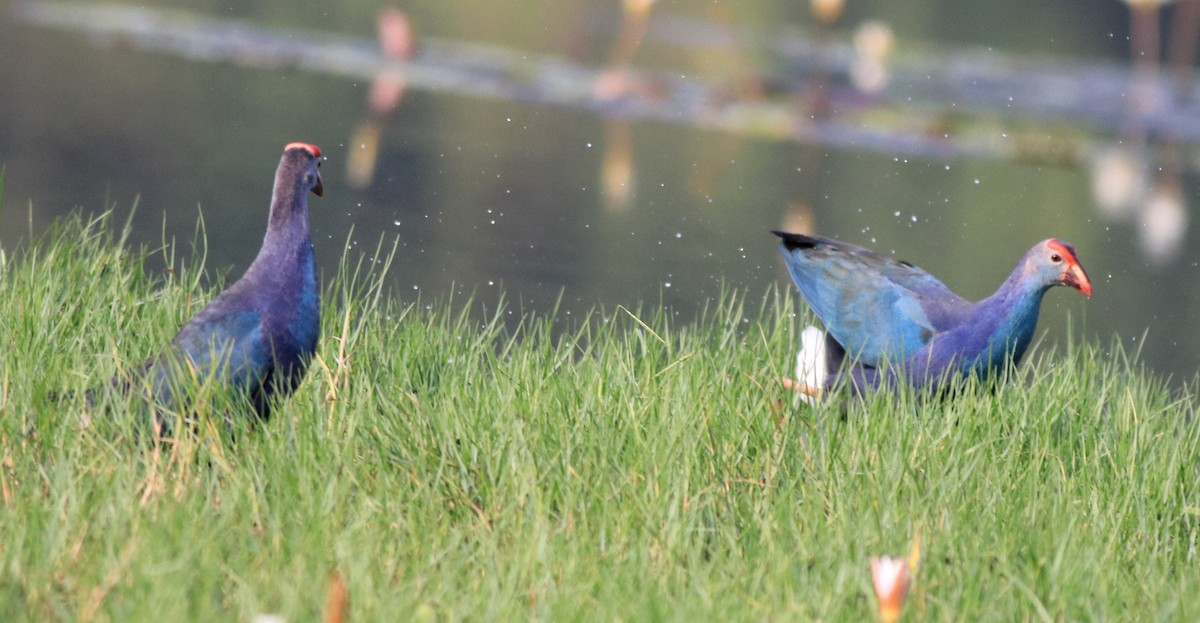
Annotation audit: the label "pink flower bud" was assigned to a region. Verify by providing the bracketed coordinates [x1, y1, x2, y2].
[870, 556, 910, 623]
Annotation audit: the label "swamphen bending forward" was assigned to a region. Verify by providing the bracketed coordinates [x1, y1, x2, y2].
[773, 231, 1092, 400]
[111, 143, 324, 430]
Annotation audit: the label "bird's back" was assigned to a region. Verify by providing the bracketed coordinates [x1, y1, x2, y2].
[774, 231, 972, 365]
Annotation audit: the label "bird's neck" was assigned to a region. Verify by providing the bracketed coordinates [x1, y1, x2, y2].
[249, 190, 312, 275]
[975, 263, 1050, 366]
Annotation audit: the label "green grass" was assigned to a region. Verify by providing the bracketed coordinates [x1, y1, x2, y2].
[1, 212, 1198, 622]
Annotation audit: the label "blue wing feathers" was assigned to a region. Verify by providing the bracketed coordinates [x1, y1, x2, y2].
[774, 231, 969, 365]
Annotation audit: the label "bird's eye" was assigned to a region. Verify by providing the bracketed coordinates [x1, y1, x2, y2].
[1050, 253, 1062, 263]
[305, 173, 314, 184]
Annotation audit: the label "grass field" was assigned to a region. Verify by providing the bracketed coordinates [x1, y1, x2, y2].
[1, 212, 1198, 622]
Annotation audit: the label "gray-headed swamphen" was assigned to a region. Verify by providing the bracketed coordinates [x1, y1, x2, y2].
[104, 143, 324, 431]
[773, 231, 1092, 399]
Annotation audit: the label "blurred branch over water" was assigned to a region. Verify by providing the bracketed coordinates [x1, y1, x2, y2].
[17, 1, 1200, 171]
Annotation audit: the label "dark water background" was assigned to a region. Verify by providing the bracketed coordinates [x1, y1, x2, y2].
[2, 0, 1199, 384]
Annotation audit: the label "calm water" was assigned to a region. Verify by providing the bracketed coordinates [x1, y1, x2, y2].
[3, 1, 1199, 383]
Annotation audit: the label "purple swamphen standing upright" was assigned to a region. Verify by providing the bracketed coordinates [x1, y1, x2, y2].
[773, 231, 1093, 399]
[112, 143, 324, 429]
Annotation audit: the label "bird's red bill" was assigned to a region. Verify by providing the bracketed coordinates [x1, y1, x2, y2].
[1047, 239, 1092, 297]
[1067, 263, 1092, 296]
